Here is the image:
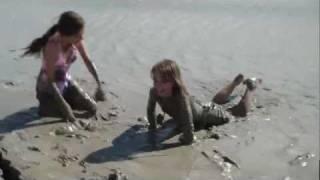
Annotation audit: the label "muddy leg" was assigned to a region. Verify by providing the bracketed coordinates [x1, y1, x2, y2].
[37, 93, 63, 117]
[36, 72, 63, 117]
[65, 80, 97, 115]
[200, 107, 231, 129]
[228, 78, 262, 117]
[212, 74, 244, 104]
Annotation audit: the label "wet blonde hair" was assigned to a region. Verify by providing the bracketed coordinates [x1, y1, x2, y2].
[151, 59, 188, 96]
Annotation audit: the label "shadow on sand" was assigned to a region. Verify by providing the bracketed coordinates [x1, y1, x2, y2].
[0, 107, 58, 134]
[84, 120, 183, 164]
[0, 106, 96, 134]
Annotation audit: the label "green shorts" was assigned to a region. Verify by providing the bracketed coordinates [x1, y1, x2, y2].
[196, 103, 232, 129]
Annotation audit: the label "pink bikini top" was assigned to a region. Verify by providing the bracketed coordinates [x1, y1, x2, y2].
[40, 33, 77, 92]
[42, 34, 77, 73]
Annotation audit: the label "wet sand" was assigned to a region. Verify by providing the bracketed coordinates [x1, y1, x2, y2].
[0, 0, 318, 179]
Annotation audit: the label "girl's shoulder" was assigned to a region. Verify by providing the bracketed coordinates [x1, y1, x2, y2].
[47, 33, 60, 46]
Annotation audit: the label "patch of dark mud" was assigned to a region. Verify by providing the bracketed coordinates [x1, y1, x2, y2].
[289, 152, 316, 167]
[80, 169, 128, 180]
[0, 152, 22, 180]
[0, 80, 19, 88]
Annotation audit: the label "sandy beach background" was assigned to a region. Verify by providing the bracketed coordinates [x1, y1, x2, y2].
[0, 0, 318, 179]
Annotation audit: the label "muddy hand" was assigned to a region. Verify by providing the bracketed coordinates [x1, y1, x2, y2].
[62, 104, 76, 123]
[64, 107, 81, 128]
[179, 134, 197, 145]
[94, 86, 106, 101]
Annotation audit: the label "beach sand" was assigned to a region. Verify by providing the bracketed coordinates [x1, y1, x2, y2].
[0, 0, 318, 179]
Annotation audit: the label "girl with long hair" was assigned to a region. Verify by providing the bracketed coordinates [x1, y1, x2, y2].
[23, 11, 106, 124]
[147, 59, 261, 145]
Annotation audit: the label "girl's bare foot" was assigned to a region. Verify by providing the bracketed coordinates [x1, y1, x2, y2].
[243, 77, 262, 91]
[233, 73, 244, 86]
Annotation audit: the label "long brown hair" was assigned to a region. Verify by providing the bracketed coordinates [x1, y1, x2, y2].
[151, 59, 189, 96]
[22, 11, 84, 57]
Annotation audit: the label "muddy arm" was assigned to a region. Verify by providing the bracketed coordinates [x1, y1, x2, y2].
[76, 41, 103, 87]
[177, 95, 195, 145]
[147, 88, 157, 130]
[76, 41, 106, 101]
[49, 82, 75, 122]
